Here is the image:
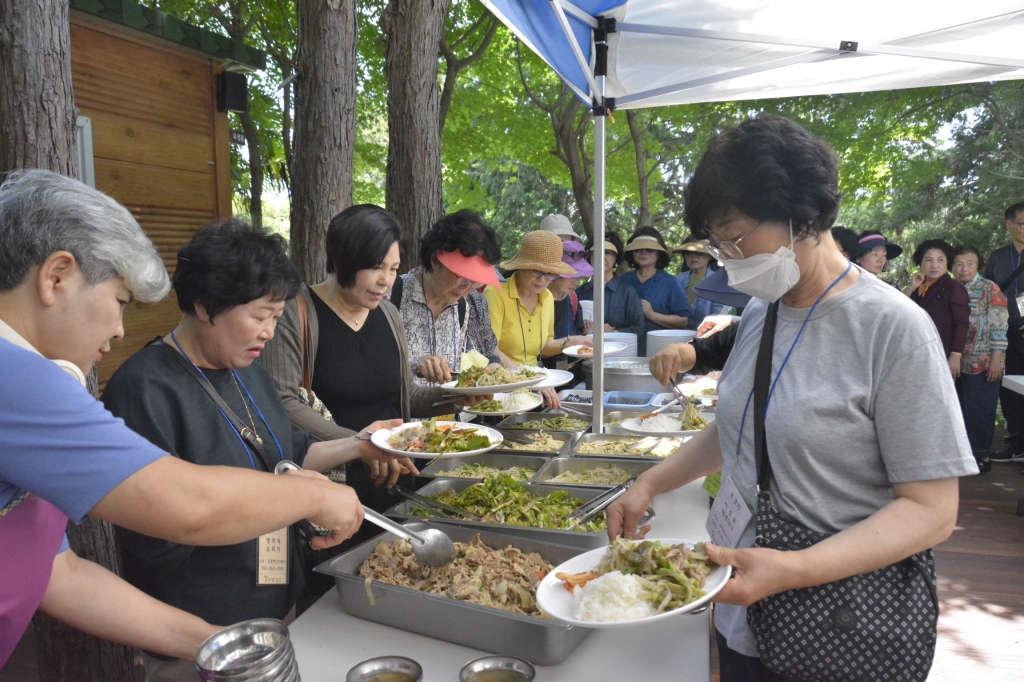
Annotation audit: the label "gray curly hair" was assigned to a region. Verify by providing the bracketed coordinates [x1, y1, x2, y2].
[0, 170, 169, 302]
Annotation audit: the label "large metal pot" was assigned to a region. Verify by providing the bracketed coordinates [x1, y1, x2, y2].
[582, 356, 665, 394]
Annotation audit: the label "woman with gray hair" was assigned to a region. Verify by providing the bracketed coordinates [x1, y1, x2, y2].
[0, 170, 365, 669]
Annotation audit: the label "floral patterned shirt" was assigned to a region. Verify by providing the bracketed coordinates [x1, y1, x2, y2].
[961, 273, 1008, 375]
[389, 268, 499, 386]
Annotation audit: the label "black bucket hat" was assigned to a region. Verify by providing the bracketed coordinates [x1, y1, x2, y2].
[853, 233, 902, 261]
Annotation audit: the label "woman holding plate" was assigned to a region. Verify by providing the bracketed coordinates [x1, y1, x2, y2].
[609, 116, 975, 682]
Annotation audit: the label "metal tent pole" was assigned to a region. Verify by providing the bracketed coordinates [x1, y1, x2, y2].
[592, 78, 606, 434]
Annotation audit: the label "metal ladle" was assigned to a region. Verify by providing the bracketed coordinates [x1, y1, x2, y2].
[274, 460, 456, 568]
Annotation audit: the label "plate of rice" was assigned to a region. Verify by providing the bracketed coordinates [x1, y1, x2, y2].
[536, 537, 730, 628]
[463, 390, 544, 416]
[620, 403, 715, 438]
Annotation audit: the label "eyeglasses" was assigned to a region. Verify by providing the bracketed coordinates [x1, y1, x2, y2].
[527, 270, 560, 281]
[454, 276, 479, 288]
[564, 250, 587, 261]
[1011, 221, 1024, 229]
[706, 221, 764, 261]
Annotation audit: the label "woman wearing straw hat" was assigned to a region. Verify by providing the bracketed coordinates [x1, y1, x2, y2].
[621, 226, 690, 354]
[674, 239, 725, 331]
[484, 232, 592, 395]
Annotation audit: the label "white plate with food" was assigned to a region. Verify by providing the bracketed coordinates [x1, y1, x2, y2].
[462, 390, 544, 416]
[621, 404, 715, 438]
[531, 368, 576, 390]
[536, 537, 731, 628]
[562, 342, 628, 359]
[371, 420, 503, 459]
[441, 366, 547, 395]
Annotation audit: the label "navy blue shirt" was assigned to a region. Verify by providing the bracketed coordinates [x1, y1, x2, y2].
[576, 276, 645, 342]
[620, 269, 691, 350]
[984, 243, 1024, 324]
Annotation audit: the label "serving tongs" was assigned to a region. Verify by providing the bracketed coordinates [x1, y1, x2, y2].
[390, 485, 484, 523]
[565, 478, 656, 531]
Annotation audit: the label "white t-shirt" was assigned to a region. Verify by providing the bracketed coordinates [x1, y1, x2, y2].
[714, 269, 977, 657]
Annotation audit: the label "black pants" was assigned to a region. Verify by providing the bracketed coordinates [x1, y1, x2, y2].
[1001, 325, 1024, 450]
[717, 630, 792, 682]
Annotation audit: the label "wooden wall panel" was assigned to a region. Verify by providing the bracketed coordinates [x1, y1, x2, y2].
[69, 22, 232, 386]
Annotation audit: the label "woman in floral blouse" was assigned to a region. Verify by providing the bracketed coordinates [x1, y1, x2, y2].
[953, 245, 1009, 474]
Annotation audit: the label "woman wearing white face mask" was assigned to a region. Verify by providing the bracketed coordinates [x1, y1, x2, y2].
[612, 116, 975, 682]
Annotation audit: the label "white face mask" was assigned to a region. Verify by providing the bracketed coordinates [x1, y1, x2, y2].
[723, 220, 801, 302]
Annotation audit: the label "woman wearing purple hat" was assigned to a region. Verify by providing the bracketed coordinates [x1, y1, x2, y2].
[853, 230, 903, 276]
[544, 240, 593, 378]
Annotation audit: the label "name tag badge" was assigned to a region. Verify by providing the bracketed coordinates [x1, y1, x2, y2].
[1015, 292, 1024, 316]
[257, 527, 289, 585]
[705, 473, 752, 548]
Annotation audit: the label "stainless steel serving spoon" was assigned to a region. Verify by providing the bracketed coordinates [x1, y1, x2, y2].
[274, 460, 456, 568]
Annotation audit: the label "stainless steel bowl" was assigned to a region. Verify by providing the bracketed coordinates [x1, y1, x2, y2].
[459, 655, 536, 682]
[582, 356, 665, 393]
[195, 619, 297, 681]
[346, 656, 423, 682]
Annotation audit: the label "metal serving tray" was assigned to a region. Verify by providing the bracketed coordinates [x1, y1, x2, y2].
[314, 522, 593, 665]
[384, 477, 613, 549]
[496, 411, 593, 434]
[599, 409, 651, 435]
[571, 433, 683, 460]
[419, 453, 550, 480]
[531, 456, 660, 487]
[492, 430, 575, 457]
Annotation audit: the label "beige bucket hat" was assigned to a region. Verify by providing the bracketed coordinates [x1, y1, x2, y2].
[539, 214, 583, 243]
[500, 231, 579, 275]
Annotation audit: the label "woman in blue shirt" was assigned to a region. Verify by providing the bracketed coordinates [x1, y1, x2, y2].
[620, 227, 690, 354]
[674, 239, 724, 331]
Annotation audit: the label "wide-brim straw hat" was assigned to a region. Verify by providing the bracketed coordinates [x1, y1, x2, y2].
[501, 230, 578, 275]
[623, 235, 668, 253]
[673, 240, 711, 255]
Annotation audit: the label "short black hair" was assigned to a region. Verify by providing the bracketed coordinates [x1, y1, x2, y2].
[326, 204, 402, 287]
[419, 209, 502, 270]
[831, 226, 858, 257]
[585, 231, 625, 266]
[624, 226, 671, 270]
[912, 239, 955, 268]
[173, 219, 300, 321]
[684, 116, 841, 240]
[1005, 202, 1024, 223]
[953, 244, 984, 269]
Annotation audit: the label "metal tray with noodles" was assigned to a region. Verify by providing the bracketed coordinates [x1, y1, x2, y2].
[493, 430, 575, 457]
[383, 477, 621, 549]
[531, 456, 660, 487]
[314, 522, 593, 665]
[496, 410, 593, 434]
[571, 433, 683, 460]
[418, 453, 550, 481]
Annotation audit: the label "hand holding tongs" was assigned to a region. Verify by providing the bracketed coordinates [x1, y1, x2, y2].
[390, 485, 484, 522]
[565, 479, 656, 531]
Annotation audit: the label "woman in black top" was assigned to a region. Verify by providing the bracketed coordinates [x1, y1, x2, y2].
[103, 222, 401, 676]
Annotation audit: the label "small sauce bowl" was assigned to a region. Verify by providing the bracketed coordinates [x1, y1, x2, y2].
[346, 655, 423, 682]
[459, 655, 536, 682]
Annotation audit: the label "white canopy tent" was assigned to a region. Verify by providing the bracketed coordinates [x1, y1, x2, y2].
[480, 0, 1024, 431]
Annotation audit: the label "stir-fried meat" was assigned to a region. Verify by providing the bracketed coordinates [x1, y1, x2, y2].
[359, 534, 552, 617]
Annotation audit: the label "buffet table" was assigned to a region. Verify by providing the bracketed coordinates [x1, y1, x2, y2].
[289, 479, 713, 681]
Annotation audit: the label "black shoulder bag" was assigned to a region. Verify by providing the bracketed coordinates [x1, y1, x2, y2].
[745, 301, 939, 682]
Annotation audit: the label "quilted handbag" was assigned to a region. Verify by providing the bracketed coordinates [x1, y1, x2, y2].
[744, 301, 939, 682]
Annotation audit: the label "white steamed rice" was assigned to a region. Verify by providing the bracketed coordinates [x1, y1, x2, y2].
[572, 571, 654, 622]
[637, 414, 683, 432]
[498, 391, 540, 411]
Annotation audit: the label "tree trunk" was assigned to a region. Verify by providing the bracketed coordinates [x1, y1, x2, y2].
[627, 110, 652, 227]
[291, 0, 357, 284]
[382, 0, 450, 270]
[0, 0, 78, 175]
[238, 110, 264, 229]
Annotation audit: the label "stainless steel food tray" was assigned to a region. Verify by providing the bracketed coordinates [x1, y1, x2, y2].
[599, 409, 652, 435]
[384, 477, 612, 549]
[496, 411, 592, 434]
[314, 522, 593, 665]
[570, 433, 683, 460]
[492, 430, 575, 457]
[531, 456, 660, 487]
[419, 453, 550, 480]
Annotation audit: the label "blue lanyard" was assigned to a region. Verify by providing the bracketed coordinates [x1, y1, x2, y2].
[735, 262, 852, 456]
[170, 330, 285, 469]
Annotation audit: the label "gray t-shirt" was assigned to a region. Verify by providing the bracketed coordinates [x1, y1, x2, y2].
[713, 269, 976, 657]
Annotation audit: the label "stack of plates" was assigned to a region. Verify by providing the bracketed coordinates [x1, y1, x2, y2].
[599, 332, 638, 357]
[579, 299, 594, 324]
[645, 330, 696, 357]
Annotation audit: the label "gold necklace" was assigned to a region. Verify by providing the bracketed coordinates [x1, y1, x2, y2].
[231, 372, 264, 445]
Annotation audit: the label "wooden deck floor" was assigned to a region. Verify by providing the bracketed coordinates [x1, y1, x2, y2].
[4, 465, 1023, 682]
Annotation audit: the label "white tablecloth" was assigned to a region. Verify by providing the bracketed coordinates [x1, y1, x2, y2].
[288, 479, 714, 681]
